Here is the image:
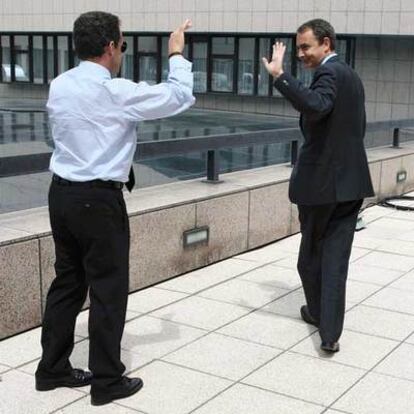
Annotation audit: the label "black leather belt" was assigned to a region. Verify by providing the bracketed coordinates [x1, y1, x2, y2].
[52, 174, 123, 189]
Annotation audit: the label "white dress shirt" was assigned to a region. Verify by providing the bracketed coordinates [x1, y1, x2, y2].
[48, 56, 195, 182]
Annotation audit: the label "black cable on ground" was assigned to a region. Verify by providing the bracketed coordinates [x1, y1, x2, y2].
[377, 195, 414, 211]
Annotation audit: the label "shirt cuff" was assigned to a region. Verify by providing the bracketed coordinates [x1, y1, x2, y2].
[169, 55, 192, 71]
[273, 72, 289, 86]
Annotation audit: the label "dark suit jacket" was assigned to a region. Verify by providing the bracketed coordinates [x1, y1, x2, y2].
[274, 56, 374, 205]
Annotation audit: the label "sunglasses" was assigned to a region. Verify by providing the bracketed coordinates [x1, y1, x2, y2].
[121, 41, 127, 53]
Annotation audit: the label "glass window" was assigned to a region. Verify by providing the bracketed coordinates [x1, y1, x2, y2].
[13, 36, 30, 82]
[120, 35, 134, 80]
[73, 33, 80, 66]
[47, 36, 55, 82]
[0, 32, 353, 91]
[57, 36, 69, 75]
[212, 58, 233, 92]
[193, 41, 207, 93]
[1, 36, 11, 82]
[139, 55, 157, 85]
[138, 36, 157, 52]
[273, 37, 292, 96]
[258, 38, 270, 96]
[183, 44, 189, 59]
[336, 39, 347, 61]
[161, 37, 189, 82]
[238, 38, 254, 95]
[161, 37, 169, 82]
[296, 63, 313, 87]
[33, 36, 44, 84]
[212, 37, 234, 55]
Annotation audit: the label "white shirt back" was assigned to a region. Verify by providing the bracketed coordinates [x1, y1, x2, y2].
[48, 56, 195, 182]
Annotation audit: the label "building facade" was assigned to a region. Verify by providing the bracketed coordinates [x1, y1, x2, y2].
[0, 0, 413, 123]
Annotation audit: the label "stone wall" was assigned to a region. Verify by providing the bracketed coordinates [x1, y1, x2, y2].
[1, 143, 414, 339]
[1, 0, 414, 35]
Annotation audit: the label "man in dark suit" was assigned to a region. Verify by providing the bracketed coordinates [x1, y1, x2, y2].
[263, 19, 374, 353]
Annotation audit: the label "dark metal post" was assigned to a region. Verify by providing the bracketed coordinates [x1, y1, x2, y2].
[393, 128, 400, 148]
[291, 140, 298, 166]
[204, 150, 221, 183]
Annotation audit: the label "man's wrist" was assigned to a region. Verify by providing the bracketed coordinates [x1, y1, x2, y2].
[168, 51, 183, 59]
[273, 70, 284, 80]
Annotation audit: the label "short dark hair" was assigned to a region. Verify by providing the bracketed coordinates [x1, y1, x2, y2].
[73, 11, 121, 60]
[297, 18, 336, 51]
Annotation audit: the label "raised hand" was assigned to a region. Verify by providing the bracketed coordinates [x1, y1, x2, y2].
[168, 19, 193, 56]
[262, 41, 286, 78]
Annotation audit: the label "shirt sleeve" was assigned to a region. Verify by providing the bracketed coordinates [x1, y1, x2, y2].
[106, 55, 195, 122]
[274, 66, 337, 121]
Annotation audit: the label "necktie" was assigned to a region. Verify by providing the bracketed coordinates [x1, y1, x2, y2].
[125, 166, 135, 192]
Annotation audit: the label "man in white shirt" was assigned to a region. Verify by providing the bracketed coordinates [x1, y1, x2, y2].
[35, 11, 195, 406]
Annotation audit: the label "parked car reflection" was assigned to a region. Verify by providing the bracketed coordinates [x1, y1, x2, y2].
[1, 64, 29, 82]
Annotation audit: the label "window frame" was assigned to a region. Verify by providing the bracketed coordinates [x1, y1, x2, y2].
[0, 31, 355, 98]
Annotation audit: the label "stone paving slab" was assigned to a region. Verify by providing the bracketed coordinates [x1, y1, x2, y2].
[192, 383, 324, 414]
[291, 330, 398, 370]
[217, 310, 316, 350]
[373, 343, 414, 381]
[332, 372, 414, 414]
[345, 304, 414, 340]
[240, 264, 302, 290]
[162, 332, 281, 381]
[120, 361, 232, 414]
[155, 258, 261, 294]
[1, 203, 414, 413]
[150, 296, 251, 330]
[242, 352, 366, 406]
[0, 370, 84, 414]
[55, 398, 146, 413]
[196, 278, 290, 309]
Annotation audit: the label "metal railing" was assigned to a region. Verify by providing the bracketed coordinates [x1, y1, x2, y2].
[1, 118, 414, 181]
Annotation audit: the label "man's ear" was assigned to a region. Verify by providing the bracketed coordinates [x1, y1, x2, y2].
[323, 37, 332, 51]
[105, 41, 115, 56]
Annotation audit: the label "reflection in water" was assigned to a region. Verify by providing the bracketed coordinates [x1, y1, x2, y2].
[1, 107, 400, 214]
[0, 109, 298, 213]
[0, 108, 299, 144]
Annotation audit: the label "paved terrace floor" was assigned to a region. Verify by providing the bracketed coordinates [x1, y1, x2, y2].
[1, 196, 414, 414]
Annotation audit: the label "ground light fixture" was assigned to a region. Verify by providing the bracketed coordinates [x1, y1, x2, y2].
[183, 226, 209, 248]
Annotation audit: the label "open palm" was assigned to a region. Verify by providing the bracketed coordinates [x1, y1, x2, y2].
[262, 42, 286, 78]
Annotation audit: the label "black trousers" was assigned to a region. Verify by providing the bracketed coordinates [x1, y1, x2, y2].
[297, 199, 362, 343]
[36, 181, 130, 391]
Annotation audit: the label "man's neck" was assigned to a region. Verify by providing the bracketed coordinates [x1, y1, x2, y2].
[320, 52, 337, 66]
[88, 56, 113, 75]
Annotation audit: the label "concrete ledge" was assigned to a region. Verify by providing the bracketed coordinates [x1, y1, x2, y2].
[1, 142, 414, 339]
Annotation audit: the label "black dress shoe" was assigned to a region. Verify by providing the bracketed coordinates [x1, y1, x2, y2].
[300, 305, 319, 327]
[36, 368, 92, 391]
[91, 376, 144, 406]
[321, 341, 340, 353]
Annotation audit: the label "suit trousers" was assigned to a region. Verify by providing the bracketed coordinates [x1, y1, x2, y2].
[297, 199, 362, 343]
[36, 180, 130, 391]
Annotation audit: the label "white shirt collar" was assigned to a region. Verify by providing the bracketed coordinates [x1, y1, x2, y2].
[78, 60, 112, 79]
[321, 53, 338, 65]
